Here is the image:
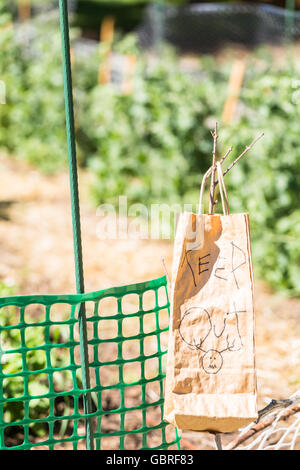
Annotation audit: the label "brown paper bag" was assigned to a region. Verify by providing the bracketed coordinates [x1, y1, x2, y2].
[164, 163, 257, 433]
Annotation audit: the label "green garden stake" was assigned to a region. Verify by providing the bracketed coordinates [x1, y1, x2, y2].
[59, 0, 94, 450]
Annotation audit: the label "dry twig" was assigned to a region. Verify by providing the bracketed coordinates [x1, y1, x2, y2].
[201, 130, 263, 212]
[219, 145, 233, 165]
[161, 256, 171, 285]
[225, 404, 300, 450]
[221, 132, 264, 181]
[256, 398, 293, 423]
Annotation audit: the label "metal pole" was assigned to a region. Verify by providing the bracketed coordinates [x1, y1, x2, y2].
[285, 0, 295, 43]
[215, 434, 223, 450]
[58, 0, 94, 450]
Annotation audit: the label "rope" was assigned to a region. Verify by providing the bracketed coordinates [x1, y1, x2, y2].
[58, 0, 94, 450]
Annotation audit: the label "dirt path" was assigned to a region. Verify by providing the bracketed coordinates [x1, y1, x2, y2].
[0, 155, 173, 295]
[1, 155, 299, 450]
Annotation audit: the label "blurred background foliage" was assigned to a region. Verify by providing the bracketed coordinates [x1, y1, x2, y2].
[0, 1, 299, 296]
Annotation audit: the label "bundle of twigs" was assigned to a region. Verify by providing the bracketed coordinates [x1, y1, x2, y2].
[205, 122, 264, 214]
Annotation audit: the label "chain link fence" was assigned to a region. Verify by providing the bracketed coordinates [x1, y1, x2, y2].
[139, 2, 300, 53]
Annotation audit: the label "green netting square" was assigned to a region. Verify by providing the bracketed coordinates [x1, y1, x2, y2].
[0, 276, 180, 450]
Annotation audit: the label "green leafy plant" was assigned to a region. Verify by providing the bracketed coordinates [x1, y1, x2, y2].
[220, 49, 300, 295]
[0, 11, 98, 173]
[0, 281, 74, 437]
[81, 37, 225, 206]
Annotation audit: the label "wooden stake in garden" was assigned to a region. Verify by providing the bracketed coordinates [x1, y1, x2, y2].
[222, 58, 247, 124]
[121, 54, 137, 95]
[98, 16, 115, 85]
[18, 0, 31, 22]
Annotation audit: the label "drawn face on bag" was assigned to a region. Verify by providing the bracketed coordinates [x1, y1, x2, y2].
[202, 349, 223, 374]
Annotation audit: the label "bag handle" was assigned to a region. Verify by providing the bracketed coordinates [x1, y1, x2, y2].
[198, 166, 212, 215]
[216, 161, 230, 215]
[198, 163, 230, 215]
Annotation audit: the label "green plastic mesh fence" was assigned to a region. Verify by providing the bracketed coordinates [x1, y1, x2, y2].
[0, 275, 180, 450]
